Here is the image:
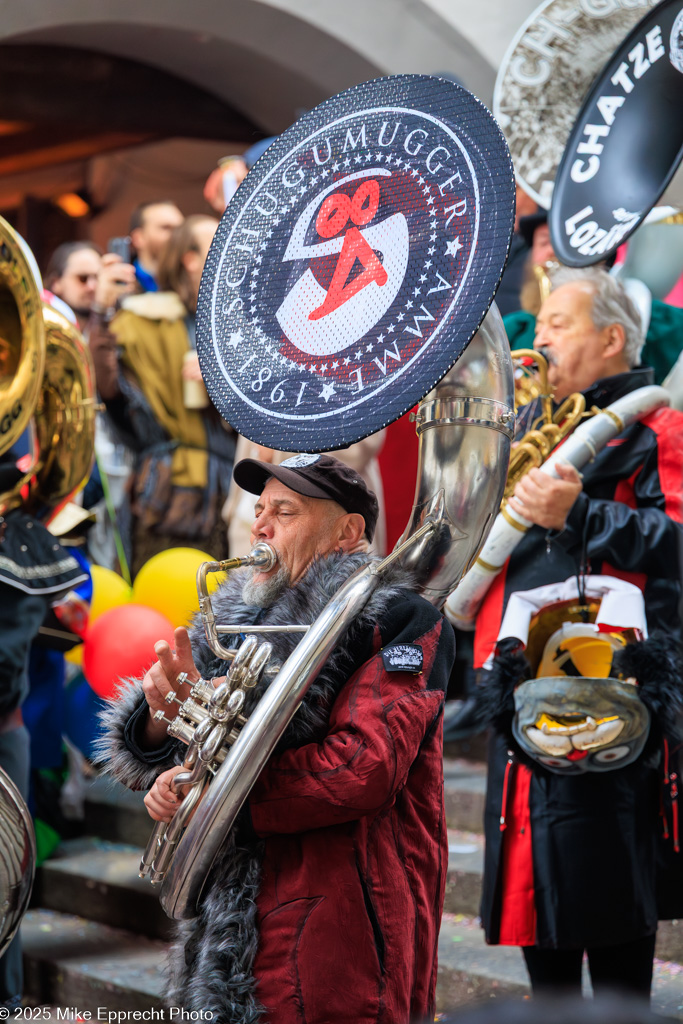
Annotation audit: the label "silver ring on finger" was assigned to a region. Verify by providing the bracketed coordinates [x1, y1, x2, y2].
[177, 671, 189, 686]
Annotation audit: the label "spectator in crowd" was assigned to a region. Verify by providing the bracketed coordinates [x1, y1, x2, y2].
[203, 156, 249, 214]
[203, 138, 276, 215]
[129, 200, 184, 293]
[43, 241, 103, 332]
[90, 215, 234, 575]
[89, 252, 138, 329]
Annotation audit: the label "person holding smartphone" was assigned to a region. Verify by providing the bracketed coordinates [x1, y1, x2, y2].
[89, 215, 235, 576]
[89, 243, 138, 331]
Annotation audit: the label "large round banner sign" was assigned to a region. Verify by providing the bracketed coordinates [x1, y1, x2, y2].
[493, 0, 661, 211]
[196, 75, 515, 452]
[550, 0, 683, 266]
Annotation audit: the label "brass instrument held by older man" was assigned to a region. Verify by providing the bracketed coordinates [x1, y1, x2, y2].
[506, 349, 585, 501]
[445, 381, 670, 631]
[140, 305, 516, 917]
[137, 73, 519, 920]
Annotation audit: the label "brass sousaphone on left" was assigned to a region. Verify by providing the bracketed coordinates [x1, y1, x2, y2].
[0, 219, 43, 953]
[0, 216, 97, 949]
[139, 74, 518, 919]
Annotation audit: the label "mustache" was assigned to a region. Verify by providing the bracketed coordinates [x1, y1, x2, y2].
[536, 345, 556, 366]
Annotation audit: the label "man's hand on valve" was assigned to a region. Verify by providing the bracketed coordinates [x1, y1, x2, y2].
[507, 461, 584, 532]
[144, 765, 190, 822]
[142, 626, 202, 746]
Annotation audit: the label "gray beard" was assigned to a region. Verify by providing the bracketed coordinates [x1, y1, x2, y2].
[241, 563, 292, 608]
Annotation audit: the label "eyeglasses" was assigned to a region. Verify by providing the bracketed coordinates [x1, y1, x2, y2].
[75, 273, 98, 284]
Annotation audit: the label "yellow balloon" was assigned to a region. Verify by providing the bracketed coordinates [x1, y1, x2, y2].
[90, 565, 134, 626]
[65, 644, 83, 667]
[132, 548, 225, 628]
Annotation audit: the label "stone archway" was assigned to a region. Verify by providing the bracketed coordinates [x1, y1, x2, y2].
[0, 0, 505, 133]
[0, 0, 544, 255]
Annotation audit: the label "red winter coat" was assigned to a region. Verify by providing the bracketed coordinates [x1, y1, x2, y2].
[250, 599, 451, 1024]
[103, 554, 454, 1024]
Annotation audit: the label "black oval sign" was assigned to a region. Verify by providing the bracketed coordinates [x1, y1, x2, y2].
[196, 74, 514, 452]
[550, 0, 683, 267]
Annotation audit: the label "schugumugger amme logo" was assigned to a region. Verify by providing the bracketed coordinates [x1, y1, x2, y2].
[198, 77, 514, 450]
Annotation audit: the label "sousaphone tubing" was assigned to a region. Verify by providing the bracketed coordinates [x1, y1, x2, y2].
[549, 0, 683, 265]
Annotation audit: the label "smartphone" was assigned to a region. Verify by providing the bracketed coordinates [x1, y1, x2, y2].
[107, 236, 132, 264]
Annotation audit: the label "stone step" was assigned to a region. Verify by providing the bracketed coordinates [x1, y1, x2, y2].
[437, 914, 528, 1008]
[21, 909, 167, 1013]
[446, 829, 485, 917]
[443, 757, 487, 834]
[32, 838, 173, 941]
[23, 910, 682, 1018]
[37, 833, 481, 945]
[445, 829, 683, 967]
[83, 776, 153, 848]
[85, 759, 489, 843]
[437, 915, 683, 1019]
[46, 812, 683, 966]
[443, 727, 489, 764]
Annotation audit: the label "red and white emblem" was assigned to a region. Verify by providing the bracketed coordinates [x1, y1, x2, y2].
[197, 76, 515, 450]
[276, 170, 409, 356]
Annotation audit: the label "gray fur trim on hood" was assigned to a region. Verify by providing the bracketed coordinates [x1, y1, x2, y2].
[120, 290, 186, 322]
[96, 677, 185, 792]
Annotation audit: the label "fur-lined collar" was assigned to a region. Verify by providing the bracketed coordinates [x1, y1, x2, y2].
[121, 290, 186, 322]
[97, 550, 416, 789]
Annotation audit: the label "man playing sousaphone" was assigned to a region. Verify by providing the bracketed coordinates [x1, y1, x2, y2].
[101, 454, 455, 1024]
[99, 65, 518, 1022]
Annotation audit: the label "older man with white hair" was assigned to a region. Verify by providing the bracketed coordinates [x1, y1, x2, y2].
[453, 268, 683, 1002]
[445, 267, 683, 741]
[457, 266, 683, 672]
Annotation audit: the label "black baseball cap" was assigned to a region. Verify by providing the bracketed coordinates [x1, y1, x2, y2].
[233, 453, 379, 541]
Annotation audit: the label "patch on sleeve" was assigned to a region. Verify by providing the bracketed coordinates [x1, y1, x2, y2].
[382, 643, 423, 674]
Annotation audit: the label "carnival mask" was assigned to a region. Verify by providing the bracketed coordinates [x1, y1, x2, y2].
[512, 622, 650, 774]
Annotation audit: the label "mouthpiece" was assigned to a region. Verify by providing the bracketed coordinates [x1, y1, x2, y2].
[196, 543, 278, 662]
[250, 542, 278, 571]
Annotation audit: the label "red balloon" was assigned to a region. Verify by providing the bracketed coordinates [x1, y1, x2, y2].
[83, 603, 176, 699]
